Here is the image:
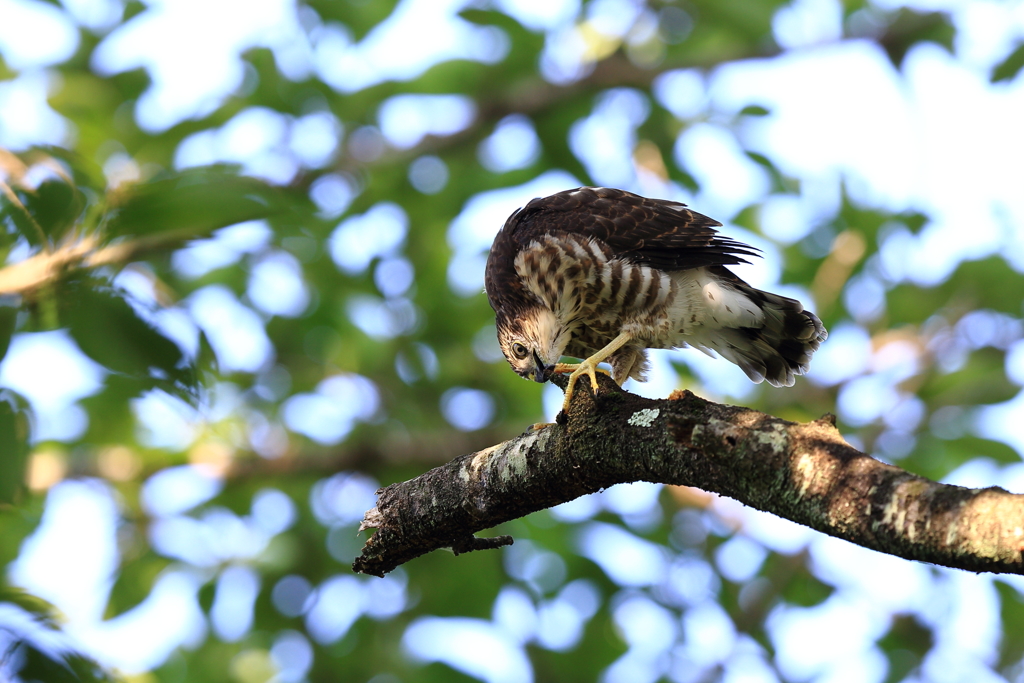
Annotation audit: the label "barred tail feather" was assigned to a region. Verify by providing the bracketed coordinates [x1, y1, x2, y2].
[695, 288, 827, 387]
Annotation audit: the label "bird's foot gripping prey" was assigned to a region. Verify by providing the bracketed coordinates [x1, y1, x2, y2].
[553, 332, 631, 410]
[484, 187, 828, 415]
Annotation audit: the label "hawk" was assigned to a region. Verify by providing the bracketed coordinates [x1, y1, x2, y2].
[484, 187, 827, 411]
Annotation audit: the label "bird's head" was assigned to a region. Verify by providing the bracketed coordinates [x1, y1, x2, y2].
[496, 307, 569, 383]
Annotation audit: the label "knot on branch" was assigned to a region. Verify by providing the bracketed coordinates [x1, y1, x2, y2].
[352, 383, 1024, 577]
[451, 534, 514, 555]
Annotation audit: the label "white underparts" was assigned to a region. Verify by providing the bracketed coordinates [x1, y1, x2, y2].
[511, 234, 785, 384]
[667, 270, 763, 331]
[513, 235, 765, 341]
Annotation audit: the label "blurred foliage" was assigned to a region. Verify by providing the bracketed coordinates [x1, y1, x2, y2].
[991, 41, 1024, 83]
[0, 1, 1022, 682]
[0, 586, 111, 683]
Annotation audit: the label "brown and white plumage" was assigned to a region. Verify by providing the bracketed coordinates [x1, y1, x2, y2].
[484, 187, 826, 408]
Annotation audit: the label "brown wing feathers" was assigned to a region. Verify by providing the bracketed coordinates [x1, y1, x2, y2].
[508, 187, 761, 271]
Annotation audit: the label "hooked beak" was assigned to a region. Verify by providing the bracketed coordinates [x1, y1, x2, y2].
[532, 350, 555, 383]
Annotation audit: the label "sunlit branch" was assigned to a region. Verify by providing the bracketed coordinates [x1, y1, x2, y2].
[353, 374, 1024, 577]
[0, 227, 216, 297]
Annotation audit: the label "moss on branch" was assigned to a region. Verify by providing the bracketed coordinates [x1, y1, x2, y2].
[353, 374, 1024, 577]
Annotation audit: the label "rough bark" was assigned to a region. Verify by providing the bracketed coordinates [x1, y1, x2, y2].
[353, 374, 1024, 577]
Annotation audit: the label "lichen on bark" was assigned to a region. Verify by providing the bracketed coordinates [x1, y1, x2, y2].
[354, 374, 1024, 577]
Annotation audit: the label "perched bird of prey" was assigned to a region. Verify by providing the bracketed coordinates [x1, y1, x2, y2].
[484, 187, 827, 411]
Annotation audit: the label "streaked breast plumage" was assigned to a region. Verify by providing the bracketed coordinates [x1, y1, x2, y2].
[484, 186, 826, 395]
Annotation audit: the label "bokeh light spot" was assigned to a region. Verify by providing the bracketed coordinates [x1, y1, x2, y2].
[441, 387, 496, 431]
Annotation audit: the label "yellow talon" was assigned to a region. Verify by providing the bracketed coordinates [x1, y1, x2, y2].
[554, 361, 608, 412]
[556, 331, 634, 413]
[553, 362, 610, 376]
[561, 361, 601, 412]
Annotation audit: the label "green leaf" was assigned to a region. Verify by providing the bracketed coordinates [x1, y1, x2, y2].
[59, 278, 197, 399]
[0, 190, 44, 247]
[887, 257, 1024, 322]
[745, 152, 796, 194]
[879, 9, 956, 68]
[909, 436, 1019, 481]
[104, 166, 288, 239]
[105, 550, 171, 619]
[78, 374, 150, 444]
[0, 53, 13, 81]
[0, 586, 63, 628]
[24, 178, 82, 241]
[991, 42, 1024, 83]
[37, 147, 107, 197]
[778, 561, 833, 607]
[739, 104, 770, 117]
[15, 647, 111, 683]
[458, 7, 516, 27]
[0, 590, 117, 683]
[0, 303, 16, 363]
[0, 391, 30, 504]
[917, 348, 1017, 408]
[305, 0, 401, 40]
[0, 149, 94, 245]
[997, 580, 1024, 668]
[877, 614, 932, 683]
[942, 435, 1021, 465]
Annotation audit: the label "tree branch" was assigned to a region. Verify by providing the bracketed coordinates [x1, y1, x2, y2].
[353, 374, 1024, 577]
[0, 227, 214, 297]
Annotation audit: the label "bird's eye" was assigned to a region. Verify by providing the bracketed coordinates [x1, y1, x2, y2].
[511, 342, 529, 359]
